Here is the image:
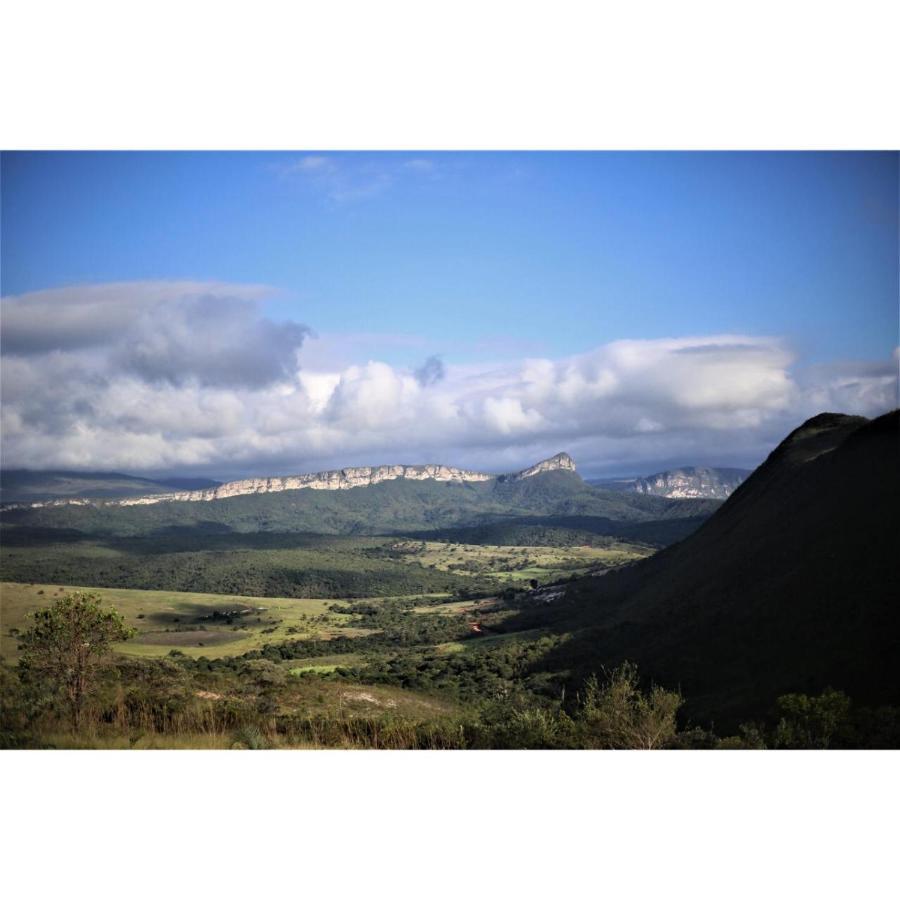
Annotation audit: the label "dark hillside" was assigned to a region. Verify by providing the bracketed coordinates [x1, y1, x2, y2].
[536, 410, 900, 726]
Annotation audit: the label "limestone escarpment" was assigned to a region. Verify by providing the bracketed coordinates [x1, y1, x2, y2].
[9, 453, 578, 509]
[116, 464, 494, 506]
[630, 467, 748, 499]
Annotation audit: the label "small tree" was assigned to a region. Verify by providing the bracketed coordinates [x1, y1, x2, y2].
[773, 688, 851, 749]
[578, 662, 683, 749]
[19, 592, 135, 729]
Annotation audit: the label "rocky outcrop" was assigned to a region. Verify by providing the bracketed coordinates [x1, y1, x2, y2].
[508, 452, 576, 480]
[8, 453, 578, 509]
[629, 467, 749, 499]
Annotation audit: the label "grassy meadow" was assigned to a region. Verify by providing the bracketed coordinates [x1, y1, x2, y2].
[0, 581, 378, 661]
[388, 538, 650, 581]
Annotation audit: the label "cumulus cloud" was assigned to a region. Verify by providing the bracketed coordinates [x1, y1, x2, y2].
[2, 281, 266, 355]
[2, 282, 310, 389]
[794, 358, 899, 416]
[1, 282, 896, 476]
[117, 294, 309, 388]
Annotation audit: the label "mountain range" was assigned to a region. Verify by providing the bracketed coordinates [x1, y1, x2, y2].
[2, 457, 745, 509]
[0, 452, 720, 541]
[3, 452, 577, 509]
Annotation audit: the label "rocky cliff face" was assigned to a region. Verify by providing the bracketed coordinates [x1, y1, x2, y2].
[508, 452, 576, 480]
[116, 464, 495, 506]
[9, 453, 578, 509]
[629, 467, 749, 499]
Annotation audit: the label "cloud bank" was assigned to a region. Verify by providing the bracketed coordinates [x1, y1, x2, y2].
[1, 281, 896, 477]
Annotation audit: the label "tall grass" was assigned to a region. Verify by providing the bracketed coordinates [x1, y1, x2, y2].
[5, 687, 471, 749]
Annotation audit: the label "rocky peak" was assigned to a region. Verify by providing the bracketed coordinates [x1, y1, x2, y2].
[510, 452, 577, 480]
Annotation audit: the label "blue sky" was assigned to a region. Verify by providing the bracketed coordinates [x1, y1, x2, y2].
[1, 152, 897, 477]
[3, 151, 897, 363]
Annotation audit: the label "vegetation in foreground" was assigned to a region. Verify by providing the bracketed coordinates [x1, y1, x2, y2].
[3, 591, 897, 750]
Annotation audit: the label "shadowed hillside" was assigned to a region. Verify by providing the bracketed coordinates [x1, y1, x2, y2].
[0, 470, 222, 503]
[537, 410, 900, 726]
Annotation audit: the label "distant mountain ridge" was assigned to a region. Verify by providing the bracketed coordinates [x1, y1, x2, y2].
[4, 452, 578, 510]
[1, 453, 720, 541]
[591, 466, 750, 499]
[0, 470, 222, 504]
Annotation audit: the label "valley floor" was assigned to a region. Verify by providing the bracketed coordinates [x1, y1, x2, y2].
[0, 531, 651, 602]
[3, 483, 895, 750]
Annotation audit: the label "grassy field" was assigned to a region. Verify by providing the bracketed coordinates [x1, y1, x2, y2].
[1, 529, 637, 669]
[388, 539, 650, 582]
[0, 542, 644, 749]
[412, 597, 487, 615]
[0, 581, 378, 661]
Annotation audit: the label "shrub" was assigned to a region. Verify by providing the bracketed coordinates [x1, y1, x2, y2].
[231, 725, 269, 749]
[773, 688, 851, 749]
[576, 663, 682, 749]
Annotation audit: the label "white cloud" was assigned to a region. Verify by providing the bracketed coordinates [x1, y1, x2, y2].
[482, 396, 546, 434]
[1, 281, 271, 355]
[279, 154, 439, 203]
[2, 281, 309, 389]
[1, 281, 896, 476]
[294, 156, 332, 172]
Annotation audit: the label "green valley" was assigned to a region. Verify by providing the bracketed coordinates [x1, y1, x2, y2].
[3, 413, 898, 750]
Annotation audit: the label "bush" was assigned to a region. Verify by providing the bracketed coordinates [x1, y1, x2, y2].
[717, 723, 768, 750]
[469, 703, 576, 749]
[576, 663, 682, 749]
[231, 724, 269, 749]
[773, 688, 851, 749]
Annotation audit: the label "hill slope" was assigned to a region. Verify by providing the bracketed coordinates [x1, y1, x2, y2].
[542, 411, 899, 725]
